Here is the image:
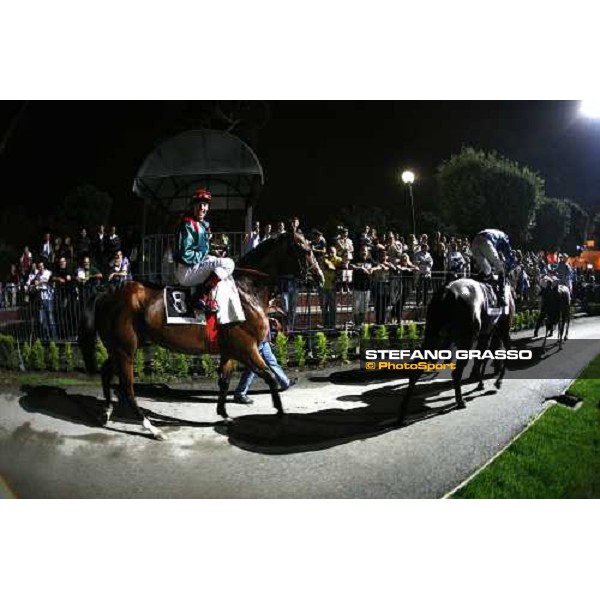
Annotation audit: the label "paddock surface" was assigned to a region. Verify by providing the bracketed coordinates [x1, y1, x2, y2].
[1, 317, 599, 498]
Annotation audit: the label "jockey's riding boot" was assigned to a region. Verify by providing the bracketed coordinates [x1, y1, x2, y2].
[194, 273, 221, 314]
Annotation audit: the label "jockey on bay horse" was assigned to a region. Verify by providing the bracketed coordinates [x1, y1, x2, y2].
[174, 186, 245, 323]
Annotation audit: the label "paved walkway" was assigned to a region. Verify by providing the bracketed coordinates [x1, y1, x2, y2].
[1, 317, 599, 498]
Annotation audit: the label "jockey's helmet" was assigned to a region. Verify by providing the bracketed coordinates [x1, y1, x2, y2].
[191, 187, 212, 203]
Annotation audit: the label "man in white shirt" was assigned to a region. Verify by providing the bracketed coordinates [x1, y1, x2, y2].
[29, 258, 57, 341]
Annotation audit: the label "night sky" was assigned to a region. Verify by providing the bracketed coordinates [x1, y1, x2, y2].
[1, 100, 598, 244]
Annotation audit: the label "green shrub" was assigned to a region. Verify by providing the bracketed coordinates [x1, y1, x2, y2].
[22, 342, 32, 370]
[31, 339, 45, 371]
[63, 342, 74, 371]
[0, 334, 20, 370]
[171, 353, 191, 378]
[293, 335, 306, 367]
[314, 332, 329, 366]
[338, 330, 350, 363]
[407, 322, 419, 341]
[200, 354, 217, 378]
[150, 346, 169, 379]
[396, 324, 405, 341]
[134, 349, 145, 379]
[374, 325, 389, 340]
[95, 340, 109, 368]
[361, 324, 371, 340]
[47, 341, 60, 371]
[274, 332, 289, 368]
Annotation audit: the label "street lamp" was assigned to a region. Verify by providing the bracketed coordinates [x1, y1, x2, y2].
[401, 170, 416, 237]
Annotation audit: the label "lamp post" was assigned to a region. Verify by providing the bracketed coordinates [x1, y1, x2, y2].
[401, 170, 416, 237]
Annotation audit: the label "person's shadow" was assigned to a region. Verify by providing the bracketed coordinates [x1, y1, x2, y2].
[220, 375, 498, 455]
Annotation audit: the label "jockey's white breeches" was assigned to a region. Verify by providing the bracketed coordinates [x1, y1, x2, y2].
[175, 256, 235, 287]
[175, 256, 244, 324]
[471, 236, 504, 277]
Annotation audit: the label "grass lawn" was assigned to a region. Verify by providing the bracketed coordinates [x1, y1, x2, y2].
[451, 355, 600, 499]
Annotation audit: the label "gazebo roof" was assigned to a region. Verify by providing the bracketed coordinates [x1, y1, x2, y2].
[132, 129, 264, 212]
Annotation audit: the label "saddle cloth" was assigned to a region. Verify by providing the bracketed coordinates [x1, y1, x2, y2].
[480, 282, 510, 320]
[164, 280, 246, 326]
[164, 287, 203, 325]
[164, 286, 220, 353]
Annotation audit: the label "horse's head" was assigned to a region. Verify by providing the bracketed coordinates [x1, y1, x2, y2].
[239, 232, 325, 286]
[278, 231, 325, 286]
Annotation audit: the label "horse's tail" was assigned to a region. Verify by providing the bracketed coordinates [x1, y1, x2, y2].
[78, 293, 99, 374]
[423, 285, 452, 343]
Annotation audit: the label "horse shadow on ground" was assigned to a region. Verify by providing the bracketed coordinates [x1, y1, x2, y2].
[18, 385, 219, 440]
[132, 383, 220, 403]
[220, 376, 500, 455]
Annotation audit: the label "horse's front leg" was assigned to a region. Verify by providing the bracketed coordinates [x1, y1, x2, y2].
[398, 370, 422, 426]
[100, 357, 116, 425]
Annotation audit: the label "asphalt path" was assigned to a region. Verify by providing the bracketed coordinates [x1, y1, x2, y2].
[2, 317, 600, 498]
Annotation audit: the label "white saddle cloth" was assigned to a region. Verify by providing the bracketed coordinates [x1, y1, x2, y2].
[212, 277, 245, 325]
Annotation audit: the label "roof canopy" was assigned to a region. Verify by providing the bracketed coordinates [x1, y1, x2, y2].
[132, 129, 264, 212]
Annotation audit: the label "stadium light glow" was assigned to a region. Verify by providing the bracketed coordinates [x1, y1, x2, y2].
[579, 100, 600, 119]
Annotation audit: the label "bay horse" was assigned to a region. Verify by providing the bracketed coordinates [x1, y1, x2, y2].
[79, 232, 324, 440]
[398, 277, 515, 425]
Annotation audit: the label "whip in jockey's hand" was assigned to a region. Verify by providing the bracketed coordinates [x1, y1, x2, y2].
[174, 186, 245, 323]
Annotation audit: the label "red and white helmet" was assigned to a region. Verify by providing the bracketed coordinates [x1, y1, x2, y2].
[191, 187, 212, 203]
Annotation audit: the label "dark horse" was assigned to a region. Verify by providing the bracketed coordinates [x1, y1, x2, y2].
[540, 283, 571, 351]
[79, 232, 324, 440]
[399, 278, 515, 425]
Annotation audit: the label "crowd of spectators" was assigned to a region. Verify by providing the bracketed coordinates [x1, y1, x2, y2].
[1, 224, 140, 341]
[242, 217, 599, 330]
[4, 214, 599, 339]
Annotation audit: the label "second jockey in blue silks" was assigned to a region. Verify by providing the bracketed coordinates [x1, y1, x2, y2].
[470, 228, 516, 306]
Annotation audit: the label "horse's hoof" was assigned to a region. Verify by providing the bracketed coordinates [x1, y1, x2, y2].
[153, 431, 168, 442]
[276, 411, 287, 420]
[456, 401, 467, 410]
[494, 381, 502, 390]
[476, 383, 485, 392]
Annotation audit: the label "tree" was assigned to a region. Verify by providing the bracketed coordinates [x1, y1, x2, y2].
[437, 147, 544, 245]
[561, 199, 589, 254]
[54, 184, 113, 232]
[529, 197, 571, 252]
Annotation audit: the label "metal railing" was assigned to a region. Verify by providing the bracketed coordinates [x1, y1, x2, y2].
[5, 267, 552, 344]
[140, 232, 246, 284]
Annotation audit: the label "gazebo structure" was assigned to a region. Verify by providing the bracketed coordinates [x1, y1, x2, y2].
[132, 129, 264, 282]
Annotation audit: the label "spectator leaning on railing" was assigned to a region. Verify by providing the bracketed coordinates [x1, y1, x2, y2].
[107, 250, 132, 288]
[351, 246, 373, 326]
[446, 242, 467, 279]
[76, 255, 103, 292]
[28, 257, 57, 342]
[319, 246, 342, 329]
[371, 248, 397, 325]
[336, 227, 354, 261]
[309, 229, 327, 259]
[414, 243, 433, 306]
